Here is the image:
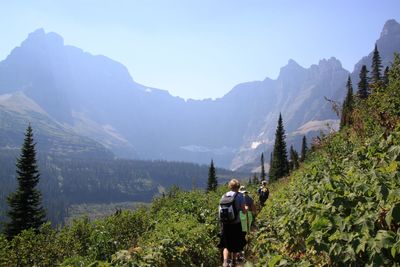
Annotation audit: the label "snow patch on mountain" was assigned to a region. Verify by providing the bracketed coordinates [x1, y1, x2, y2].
[180, 145, 236, 155]
[251, 141, 262, 149]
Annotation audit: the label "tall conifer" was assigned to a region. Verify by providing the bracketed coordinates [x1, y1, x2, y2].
[358, 65, 369, 99]
[252, 173, 260, 185]
[340, 76, 354, 128]
[289, 145, 299, 171]
[269, 114, 289, 181]
[383, 66, 390, 88]
[5, 125, 46, 239]
[300, 135, 308, 162]
[269, 152, 273, 179]
[260, 153, 266, 181]
[206, 159, 218, 192]
[371, 44, 383, 85]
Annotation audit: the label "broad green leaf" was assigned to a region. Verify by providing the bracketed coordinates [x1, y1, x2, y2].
[380, 185, 389, 201]
[268, 255, 283, 267]
[385, 203, 400, 226]
[311, 217, 331, 231]
[391, 246, 396, 258]
[375, 230, 395, 249]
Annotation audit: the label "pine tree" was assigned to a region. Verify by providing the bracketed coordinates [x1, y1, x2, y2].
[340, 76, 354, 129]
[294, 149, 299, 169]
[206, 159, 218, 192]
[358, 65, 370, 99]
[383, 66, 390, 88]
[260, 153, 266, 181]
[269, 114, 289, 181]
[5, 125, 46, 239]
[371, 44, 383, 85]
[252, 173, 260, 185]
[300, 135, 308, 162]
[269, 152, 273, 177]
[289, 145, 299, 171]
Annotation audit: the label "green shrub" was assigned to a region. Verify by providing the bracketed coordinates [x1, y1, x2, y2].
[252, 129, 400, 266]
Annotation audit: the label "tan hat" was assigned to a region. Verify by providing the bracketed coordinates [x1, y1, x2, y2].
[239, 186, 248, 193]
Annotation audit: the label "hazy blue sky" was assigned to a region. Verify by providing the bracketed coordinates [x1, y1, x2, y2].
[0, 1, 399, 99]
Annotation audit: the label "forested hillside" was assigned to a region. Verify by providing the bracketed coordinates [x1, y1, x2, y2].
[0, 153, 243, 227]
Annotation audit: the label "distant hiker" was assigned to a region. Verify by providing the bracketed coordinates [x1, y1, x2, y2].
[257, 181, 269, 207]
[239, 185, 257, 231]
[237, 186, 257, 262]
[218, 179, 247, 267]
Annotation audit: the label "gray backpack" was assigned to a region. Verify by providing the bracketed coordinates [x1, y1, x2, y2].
[218, 192, 238, 223]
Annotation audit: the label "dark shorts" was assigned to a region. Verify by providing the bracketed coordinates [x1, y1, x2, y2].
[219, 222, 246, 253]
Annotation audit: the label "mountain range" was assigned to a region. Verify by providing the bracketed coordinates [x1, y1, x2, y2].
[0, 19, 399, 172]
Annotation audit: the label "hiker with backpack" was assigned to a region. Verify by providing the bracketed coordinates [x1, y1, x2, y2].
[257, 180, 269, 207]
[237, 185, 257, 262]
[218, 179, 247, 267]
[238, 185, 257, 232]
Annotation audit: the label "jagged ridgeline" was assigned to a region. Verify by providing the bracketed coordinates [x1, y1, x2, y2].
[0, 19, 397, 173]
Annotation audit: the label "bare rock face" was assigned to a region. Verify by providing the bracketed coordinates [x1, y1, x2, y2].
[352, 19, 400, 85]
[0, 20, 399, 170]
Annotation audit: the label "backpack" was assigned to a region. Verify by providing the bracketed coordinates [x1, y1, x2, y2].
[218, 192, 238, 223]
[259, 187, 269, 202]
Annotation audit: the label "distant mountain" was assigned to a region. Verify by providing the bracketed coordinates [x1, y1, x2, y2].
[228, 57, 348, 170]
[0, 92, 113, 159]
[351, 19, 400, 85]
[0, 20, 399, 171]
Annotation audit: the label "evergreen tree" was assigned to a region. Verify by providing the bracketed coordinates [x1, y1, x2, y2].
[269, 114, 289, 181]
[252, 173, 260, 185]
[358, 65, 370, 99]
[206, 159, 218, 192]
[269, 152, 273, 177]
[300, 135, 308, 162]
[4, 125, 46, 239]
[260, 153, 266, 181]
[383, 66, 390, 88]
[371, 44, 383, 85]
[289, 145, 300, 171]
[340, 76, 354, 129]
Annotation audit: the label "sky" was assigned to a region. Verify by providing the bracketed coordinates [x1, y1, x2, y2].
[0, 1, 399, 100]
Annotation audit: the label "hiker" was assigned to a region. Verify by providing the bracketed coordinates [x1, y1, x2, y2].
[239, 186, 257, 226]
[218, 179, 247, 267]
[237, 185, 257, 262]
[257, 181, 269, 207]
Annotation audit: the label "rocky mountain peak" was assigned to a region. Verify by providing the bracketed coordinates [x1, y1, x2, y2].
[278, 59, 305, 79]
[380, 19, 400, 38]
[21, 28, 64, 49]
[318, 57, 342, 68]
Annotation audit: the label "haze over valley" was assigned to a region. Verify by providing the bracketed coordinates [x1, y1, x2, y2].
[1, 20, 400, 172]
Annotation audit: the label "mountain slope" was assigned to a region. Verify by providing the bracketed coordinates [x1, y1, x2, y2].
[0, 20, 399, 170]
[0, 91, 113, 159]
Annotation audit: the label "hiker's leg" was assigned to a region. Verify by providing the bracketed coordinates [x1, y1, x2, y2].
[223, 248, 229, 260]
[222, 248, 231, 267]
